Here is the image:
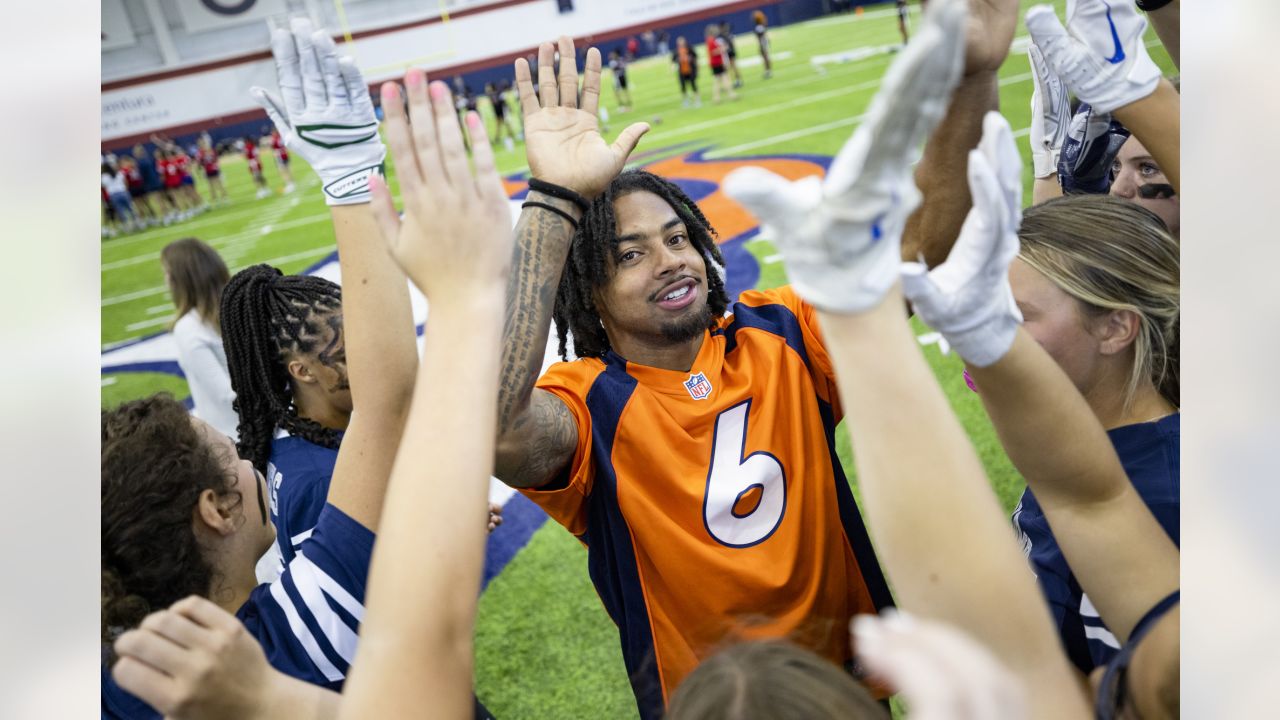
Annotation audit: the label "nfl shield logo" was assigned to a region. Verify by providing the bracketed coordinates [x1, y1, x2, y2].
[683, 372, 712, 400]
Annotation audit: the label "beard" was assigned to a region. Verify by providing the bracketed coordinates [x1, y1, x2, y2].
[659, 302, 715, 344]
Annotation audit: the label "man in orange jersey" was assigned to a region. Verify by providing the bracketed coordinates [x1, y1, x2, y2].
[494, 1, 1006, 713]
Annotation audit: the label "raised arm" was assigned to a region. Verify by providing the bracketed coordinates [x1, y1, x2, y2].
[1027, 0, 1179, 194]
[900, 0, 1019, 267]
[493, 37, 648, 489]
[903, 114, 1178, 646]
[1143, 0, 1179, 69]
[250, 19, 416, 529]
[726, 5, 1089, 713]
[338, 68, 513, 720]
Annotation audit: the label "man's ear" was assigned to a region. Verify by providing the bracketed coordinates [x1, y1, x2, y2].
[194, 489, 237, 536]
[1096, 309, 1141, 357]
[287, 358, 317, 385]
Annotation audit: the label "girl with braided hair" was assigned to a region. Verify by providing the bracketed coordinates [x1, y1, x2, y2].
[220, 264, 350, 576]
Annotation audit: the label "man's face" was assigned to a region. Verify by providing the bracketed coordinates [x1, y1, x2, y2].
[1110, 135, 1179, 236]
[594, 191, 713, 355]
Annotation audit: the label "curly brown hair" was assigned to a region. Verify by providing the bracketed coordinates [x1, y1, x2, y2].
[101, 394, 241, 651]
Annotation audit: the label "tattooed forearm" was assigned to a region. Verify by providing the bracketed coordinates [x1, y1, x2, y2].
[494, 391, 577, 488]
[496, 192, 579, 434]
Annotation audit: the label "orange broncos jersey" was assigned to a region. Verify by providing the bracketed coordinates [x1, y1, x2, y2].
[522, 285, 892, 719]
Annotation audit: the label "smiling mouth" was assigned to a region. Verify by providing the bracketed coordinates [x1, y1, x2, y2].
[654, 277, 700, 310]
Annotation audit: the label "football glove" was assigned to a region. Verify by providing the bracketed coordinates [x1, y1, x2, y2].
[1027, 43, 1070, 179]
[251, 18, 386, 205]
[1057, 101, 1130, 194]
[901, 112, 1023, 368]
[722, 0, 966, 313]
[1025, 0, 1162, 114]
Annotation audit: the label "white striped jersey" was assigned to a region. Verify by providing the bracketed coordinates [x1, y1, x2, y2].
[102, 503, 373, 718]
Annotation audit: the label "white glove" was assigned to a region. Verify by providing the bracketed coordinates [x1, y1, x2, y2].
[722, 0, 966, 313]
[1027, 43, 1070, 179]
[1025, 0, 1162, 114]
[901, 112, 1023, 368]
[250, 18, 386, 205]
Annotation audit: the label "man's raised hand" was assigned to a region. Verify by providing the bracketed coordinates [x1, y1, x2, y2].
[515, 37, 649, 199]
[367, 70, 513, 304]
[901, 112, 1024, 368]
[250, 18, 385, 205]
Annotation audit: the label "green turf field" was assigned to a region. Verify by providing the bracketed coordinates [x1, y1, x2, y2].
[100, 2, 1175, 716]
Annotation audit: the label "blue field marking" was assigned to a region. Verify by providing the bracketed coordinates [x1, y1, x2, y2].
[482, 493, 549, 590]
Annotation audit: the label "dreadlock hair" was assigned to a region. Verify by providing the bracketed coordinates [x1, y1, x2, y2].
[220, 264, 344, 474]
[552, 170, 729, 360]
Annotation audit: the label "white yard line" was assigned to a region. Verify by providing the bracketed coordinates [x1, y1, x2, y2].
[103, 244, 334, 308]
[125, 316, 174, 332]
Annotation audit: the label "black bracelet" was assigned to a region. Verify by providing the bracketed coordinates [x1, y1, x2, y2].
[527, 178, 591, 213]
[522, 200, 580, 230]
[1134, 0, 1173, 12]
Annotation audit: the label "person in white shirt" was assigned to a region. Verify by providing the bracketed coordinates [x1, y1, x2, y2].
[161, 238, 239, 440]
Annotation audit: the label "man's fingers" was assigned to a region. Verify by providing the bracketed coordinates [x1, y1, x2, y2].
[429, 80, 470, 189]
[111, 656, 179, 714]
[537, 42, 558, 107]
[556, 36, 579, 109]
[291, 18, 328, 109]
[514, 58, 540, 118]
[269, 27, 305, 117]
[580, 47, 602, 116]
[368, 174, 403, 248]
[405, 69, 444, 184]
[465, 111, 502, 203]
[609, 121, 651, 167]
[381, 82, 423, 195]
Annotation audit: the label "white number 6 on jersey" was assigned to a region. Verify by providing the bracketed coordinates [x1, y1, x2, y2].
[703, 400, 787, 548]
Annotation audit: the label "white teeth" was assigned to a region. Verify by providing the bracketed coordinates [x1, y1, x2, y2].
[665, 286, 690, 301]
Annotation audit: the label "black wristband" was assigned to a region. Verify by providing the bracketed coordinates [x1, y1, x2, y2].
[1134, 0, 1173, 12]
[522, 200, 579, 230]
[526, 178, 591, 213]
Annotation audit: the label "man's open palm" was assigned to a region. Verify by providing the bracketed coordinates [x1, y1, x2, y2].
[516, 37, 648, 199]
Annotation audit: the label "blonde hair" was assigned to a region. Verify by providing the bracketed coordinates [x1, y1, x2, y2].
[667, 640, 886, 720]
[1018, 195, 1179, 410]
[160, 238, 230, 332]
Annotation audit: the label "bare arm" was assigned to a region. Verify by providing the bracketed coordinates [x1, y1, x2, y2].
[339, 68, 513, 720]
[323, 200, 417, 529]
[901, 0, 1018, 267]
[493, 37, 648, 489]
[1112, 78, 1180, 194]
[1145, 0, 1179, 68]
[822, 290, 1090, 719]
[967, 330, 1179, 643]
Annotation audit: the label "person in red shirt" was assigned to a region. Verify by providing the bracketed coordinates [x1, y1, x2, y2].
[120, 156, 158, 227]
[157, 149, 191, 219]
[704, 24, 737, 104]
[196, 136, 229, 204]
[269, 129, 295, 194]
[244, 136, 272, 199]
[173, 149, 207, 213]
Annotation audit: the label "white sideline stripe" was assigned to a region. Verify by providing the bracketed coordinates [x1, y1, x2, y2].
[268, 580, 345, 682]
[734, 51, 793, 68]
[763, 254, 783, 264]
[101, 376, 118, 387]
[102, 208, 327, 272]
[103, 245, 333, 308]
[289, 553, 361, 664]
[145, 304, 171, 314]
[125, 316, 173, 332]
